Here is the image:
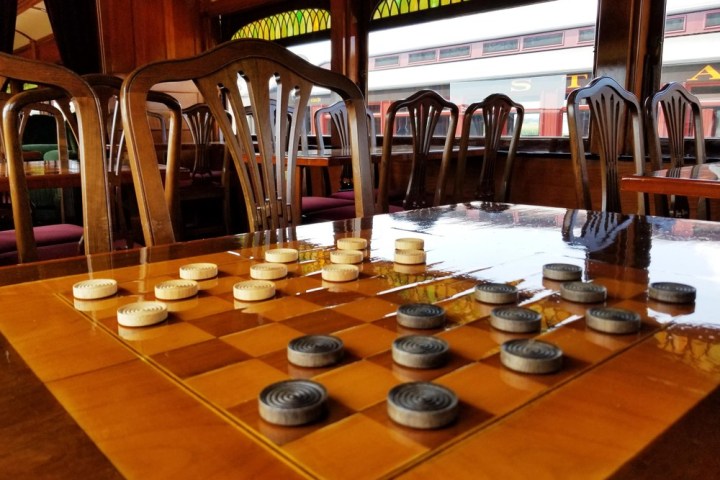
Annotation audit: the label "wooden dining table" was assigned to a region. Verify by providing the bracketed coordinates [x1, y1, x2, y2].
[621, 162, 720, 199]
[1, 202, 719, 479]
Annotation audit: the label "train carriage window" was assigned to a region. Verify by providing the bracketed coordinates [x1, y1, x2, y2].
[705, 11, 720, 28]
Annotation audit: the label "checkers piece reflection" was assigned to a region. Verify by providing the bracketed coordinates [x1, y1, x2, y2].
[560, 281, 607, 303]
[542, 263, 582, 281]
[396, 303, 446, 329]
[490, 306, 542, 333]
[287, 335, 345, 367]
[648, 282, 696, 304]
[258, 379, 328, 426]
[586, 307, 642, 334]
[474, 283, 519, 304]
[117, 301, 168, 328]
[392, 335, 450, 369]
[72, 278, 118, 300]
[179, 263, 218, 280]
[264, 248, 299, 263]
[387, 382, 459, 429]
[500, 339, 563, 374]
[330, 249, 364, 265]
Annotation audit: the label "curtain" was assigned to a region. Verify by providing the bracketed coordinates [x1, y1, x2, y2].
[45, 0, 101, 73]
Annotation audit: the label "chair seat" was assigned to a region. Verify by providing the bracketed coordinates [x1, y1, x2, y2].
[0, 223, 84, 253]
[301, 196, 354, 213]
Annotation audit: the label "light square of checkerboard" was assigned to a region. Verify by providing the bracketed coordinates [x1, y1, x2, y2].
[314, 360, 401, 411]
[283, 413, 427, 480]
[221, 322, 306, 357]
[185, 358, 288, 409]
[332, 297, 399, 322]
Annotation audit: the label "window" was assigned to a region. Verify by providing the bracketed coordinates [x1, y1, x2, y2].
[578, 27, 595, 43]
[375, 56, 400, 68]
[523, 32, 564, 49]
[665, 16, 686, 33]
[439, 46, 471, 60]
[706, 12, 720, 28]
[483, 39, 519, 54]
[409, 50, 437, 63]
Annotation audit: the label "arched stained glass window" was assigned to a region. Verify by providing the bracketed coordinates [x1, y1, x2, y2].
[373, 0, 471, 20]
[231, 9, 330, 41]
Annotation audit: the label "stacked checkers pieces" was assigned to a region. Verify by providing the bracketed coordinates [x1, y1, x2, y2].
[233, 248, 299, 302]
[323, 237, 367, 282]
[394, 237, 426, 265]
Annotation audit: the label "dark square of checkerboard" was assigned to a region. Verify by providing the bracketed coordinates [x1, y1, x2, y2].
[150, 338, 251, 378]
[281, 310, 363, 335]
[361, 398, 491, 450]
[190, 309, 270, 337]
[259, 348, 362, 379]
[366, 349, 472, 383]
[228, 395, 354, 446]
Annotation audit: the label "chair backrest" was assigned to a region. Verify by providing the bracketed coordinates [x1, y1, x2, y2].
[376, 89, 459, 213]
[314, 100, 377, 150]
[183, 103, 216, 177]
[1, 53, 112, 262]
[18, 101, 70, 162]
[456, 93, 524, 202]
[121, 39, 374, 245]
[566, 76, 647, 214]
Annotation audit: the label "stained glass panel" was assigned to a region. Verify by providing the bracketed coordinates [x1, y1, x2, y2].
[232, 9, 330, 41]
[373, 0, 470, 20]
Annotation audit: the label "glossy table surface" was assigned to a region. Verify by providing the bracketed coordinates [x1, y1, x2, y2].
[1, 203, 719, 479]
[621, 162, 720, 199]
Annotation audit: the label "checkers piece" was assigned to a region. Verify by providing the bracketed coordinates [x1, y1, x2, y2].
[250, 262, 288, 280]
[500, 339, 563, 374]
[648, 282, 696, 304]
[154, 279, 199, 300]
[258, 379, 327, 426]
[490, 306, 542, 333]
[117, 301, 168, 328]
[474, 283, 519, 304]
[233, 280, 276, 302]
[586, 307, 642, 334]
[396, 303, 446, 329]
[287, 335, 345, 367]
[330, 249, 364, 265]
[337, 237, 368, 251]
[543, 263, 582, 281]
[179, 263, 218, 280]
[322, 264, 359, 282]
[387, 382, 459, 429]
[72, 278, 118, 300]
[394, 249, 426, 265]
[264, 248, 299, 263]
[392, 335, 450, 369]
[395, 237, 424, 251]
[560, 281, 607, 303]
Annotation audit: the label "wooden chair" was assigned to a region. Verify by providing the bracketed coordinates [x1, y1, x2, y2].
[376, 89, 459, 213]
[456, 93, 524, 202]
[0, 53, 112, 263]
[121, 38, 374, 246]
[566, 76, 647, 215]
[83, 74, 183, 247]
[645, 82, 708, 219]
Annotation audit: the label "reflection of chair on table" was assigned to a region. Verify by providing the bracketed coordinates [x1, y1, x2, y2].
[645, 82, 708, 219]
[567, 76, 648, 215]
[376, 89, 459, 213]
[122, 39, 374, 246]
[456, 93, 523, 203]
[0, 53, 112, 263]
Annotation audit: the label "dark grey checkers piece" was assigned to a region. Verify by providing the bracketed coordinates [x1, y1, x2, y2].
[648, 282, 697, 304]
[387, 381, 459, 429]
[489, 306, 542, 333]
[392, 335, 450, 369]
[396, 303, 446, 329]
[287, 335, 345, 368]
[500, 339, 563, 374]
[258, 379, 328, 426]
[585, 307, 642, 334]
[542, 263, 583, 281]
[474, 283, 519, 304]
[560, 281, 607, 303]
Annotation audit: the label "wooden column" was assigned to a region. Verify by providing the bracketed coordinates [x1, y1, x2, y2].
[594, 0, 666, 101]
[329, 0, 370, 96]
